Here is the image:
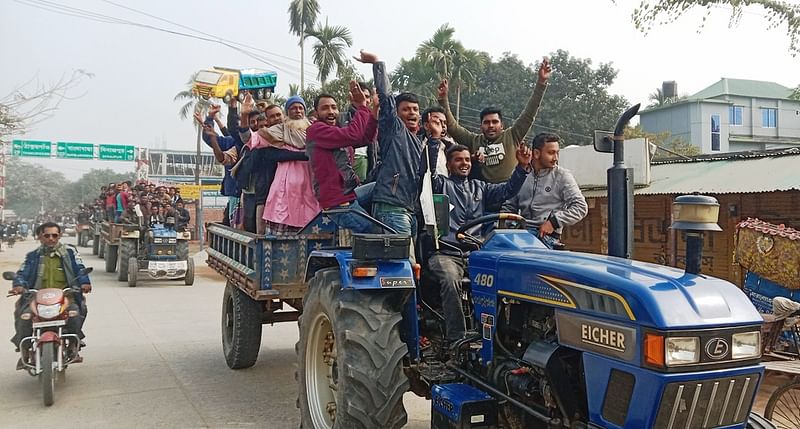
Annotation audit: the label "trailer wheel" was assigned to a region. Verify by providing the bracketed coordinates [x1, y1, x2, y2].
[764, 380, 800, 428]
[98, 240, 105, 259]
[92, 234, 99, 255]
[118, 239, 136, 282]
[297, 268, 409, 429]
[221, 282, 262, 369]
[104, 244, 117, 272]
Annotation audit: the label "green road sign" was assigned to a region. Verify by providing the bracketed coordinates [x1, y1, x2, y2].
[11, 140, 52, 157]
[57, 142, 94, 159]
[98, 144, 135, 161]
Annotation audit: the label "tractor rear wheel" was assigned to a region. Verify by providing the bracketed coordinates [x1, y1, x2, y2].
[297, 268, 409, 429]
[221, 282, 262, 369]
[176, 241, 189, 261]
[118, 239, 136, 282]
[104, 244, 117, 272]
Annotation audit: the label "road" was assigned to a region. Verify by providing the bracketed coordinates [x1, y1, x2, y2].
[0, 238, 790, 428]
[0, 238, 430, 429]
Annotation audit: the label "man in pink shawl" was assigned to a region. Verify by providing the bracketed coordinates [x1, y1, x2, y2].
[251, 96, 320, 234]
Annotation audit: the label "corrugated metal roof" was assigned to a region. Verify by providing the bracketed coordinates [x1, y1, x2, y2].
[691, 78, 794, 100]
[581, 150, 800, 198]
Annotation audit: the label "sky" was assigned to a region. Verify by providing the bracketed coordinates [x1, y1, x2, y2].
[2, 0, 798, 178]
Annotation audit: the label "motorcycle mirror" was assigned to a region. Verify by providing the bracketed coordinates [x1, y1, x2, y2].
[2, 271, 17, 281]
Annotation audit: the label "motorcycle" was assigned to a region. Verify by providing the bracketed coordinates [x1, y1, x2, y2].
[4, 268, 92, 406]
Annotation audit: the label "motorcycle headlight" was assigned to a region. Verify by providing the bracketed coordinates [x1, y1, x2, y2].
[666, 337, 700, 366]
[732, 331, 761, 360]
[37, 303, 62, 319]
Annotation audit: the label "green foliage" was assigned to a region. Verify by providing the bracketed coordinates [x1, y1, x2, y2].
[630, 0, 800, 56]
[624, 124, 701, 158]
[174, 73, 209, 120]
[299, 61, 367, 112]
[306, 19, 353, 85]
[531, 50, 629, 145]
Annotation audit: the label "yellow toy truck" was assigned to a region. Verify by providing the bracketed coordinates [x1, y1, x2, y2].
[192, 67, 240, 103]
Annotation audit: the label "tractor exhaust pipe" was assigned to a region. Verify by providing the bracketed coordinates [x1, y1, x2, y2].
[670, 195, 721, 275]
[607, 104, 640, 259]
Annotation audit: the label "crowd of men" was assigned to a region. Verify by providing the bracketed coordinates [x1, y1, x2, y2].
[92, 181, 191, 229]
[198, 51, 589, 344]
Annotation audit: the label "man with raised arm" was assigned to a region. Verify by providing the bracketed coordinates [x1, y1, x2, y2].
[437, 58, 551, 183]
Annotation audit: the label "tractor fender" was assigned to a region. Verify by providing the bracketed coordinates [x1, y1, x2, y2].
[304, 250, 415, 291]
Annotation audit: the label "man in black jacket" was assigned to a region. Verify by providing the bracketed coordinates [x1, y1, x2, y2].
[356, 50, 422, 238]
[427, 142, 531, 344]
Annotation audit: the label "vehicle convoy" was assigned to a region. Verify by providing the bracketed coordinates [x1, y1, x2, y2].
[99, 221, 124, 273]
[3, 269, 91, 406]
[205, 107, 775, 428]
[116, 218, 194, 287]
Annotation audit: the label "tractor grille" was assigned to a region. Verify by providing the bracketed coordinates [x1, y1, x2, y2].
[602, 369, 635, 426]
[151, 245, 175, 256]
[653, 373, 760, 429]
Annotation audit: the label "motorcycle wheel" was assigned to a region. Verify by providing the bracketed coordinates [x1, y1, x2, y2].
[41, 342, 55, 406]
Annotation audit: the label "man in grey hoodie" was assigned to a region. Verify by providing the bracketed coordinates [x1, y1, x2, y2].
[502, 132, 587, 248]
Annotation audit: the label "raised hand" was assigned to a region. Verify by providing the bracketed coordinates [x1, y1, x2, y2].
[438, 79, 449, 99]
[209, 104, 221, 116]
[538, 57, 552, 83]
[353, 50, 378, 64]
[349, 80, 367, 107]
[515, 143, 532, 167]
[241, 92, 255, 115]
[425, 112, 443, 139]
[193, 111, 204, 125]
[202, 123, 217, 140]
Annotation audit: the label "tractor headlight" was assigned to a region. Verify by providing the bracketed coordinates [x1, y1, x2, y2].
[153, 238, 163, 244]
[37, 303, 62, 319]
[665, 337, 700, 366]
[732, 331, 761, 360]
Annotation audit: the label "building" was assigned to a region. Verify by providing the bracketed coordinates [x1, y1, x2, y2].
[640, 78, 800, 154]
[561, 147, 800, 286]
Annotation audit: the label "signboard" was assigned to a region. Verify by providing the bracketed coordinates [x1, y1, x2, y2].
[98, 144, 135, 161]
[11, 140, 51, 157]
[57, 142, 94, 159]
[178, 184, 219, 200]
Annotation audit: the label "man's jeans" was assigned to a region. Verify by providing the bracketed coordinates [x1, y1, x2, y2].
[427, 253, 467, 342]
[372, 203, 416, 235]
[326, 200, 375, 234]
[528, 226, 558, 249]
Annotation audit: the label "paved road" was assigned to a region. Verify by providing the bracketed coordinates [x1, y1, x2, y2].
[0, 238, 788, 428]
[0, 238, 430, 428]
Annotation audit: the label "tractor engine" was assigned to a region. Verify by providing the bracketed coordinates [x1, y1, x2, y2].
[488, 299, 587, 426]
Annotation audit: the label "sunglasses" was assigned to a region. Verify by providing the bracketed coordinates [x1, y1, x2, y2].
[42, 233, 60, 238]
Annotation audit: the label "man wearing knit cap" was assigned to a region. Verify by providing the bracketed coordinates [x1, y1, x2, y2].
[285, 95, 306, 120]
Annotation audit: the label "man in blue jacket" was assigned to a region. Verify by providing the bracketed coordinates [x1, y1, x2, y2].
[356, 51, 422, 238]
[8, 222, 92, 351]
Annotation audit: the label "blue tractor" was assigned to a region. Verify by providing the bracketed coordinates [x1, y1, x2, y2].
[118, 219, 194, 287]
[206, 107, 775, 428]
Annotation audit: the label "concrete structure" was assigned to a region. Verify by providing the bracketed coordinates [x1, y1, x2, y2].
[640, 78, 800, 154]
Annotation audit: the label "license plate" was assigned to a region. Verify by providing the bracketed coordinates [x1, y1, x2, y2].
[148, 261, 187, 270]
[32, 320, 66, 328]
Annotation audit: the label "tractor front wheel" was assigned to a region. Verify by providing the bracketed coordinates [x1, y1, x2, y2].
[297, 268, 409, 429]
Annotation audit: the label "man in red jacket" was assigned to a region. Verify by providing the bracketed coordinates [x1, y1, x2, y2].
[306, 81, 378, 233]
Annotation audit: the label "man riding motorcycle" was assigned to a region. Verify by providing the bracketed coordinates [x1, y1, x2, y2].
[8, 222, 92, 353]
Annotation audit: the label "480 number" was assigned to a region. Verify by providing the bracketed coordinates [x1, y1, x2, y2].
[473, 273, 494, 287]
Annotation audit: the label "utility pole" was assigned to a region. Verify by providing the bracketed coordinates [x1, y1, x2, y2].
[194, 118, 204, 250]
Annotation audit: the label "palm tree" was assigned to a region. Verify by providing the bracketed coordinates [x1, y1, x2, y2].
[417, 24, 461, 79]
[174, 73, 209, 120]
[288, 0, 320, 91]
[306, 19, 353, 87]
[648, 88, 668, 108]
[451, 49, 488, 120]
[288, 83, 300, 96]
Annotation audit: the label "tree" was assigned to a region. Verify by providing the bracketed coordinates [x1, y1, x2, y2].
[1, 70, 92, 140]
[306, 19, 353, 87]
[288, 0, 320, 91]
[630, 0, 800, 56]
[532, 49, 630, 145]
[391, 56, 438, 101]
[5, 160, 68, 218]
[451, 49, 489, 120]
[417, 24, 461, 79]
[648, 88, 669, 108]
[624, 124, 701, 159]
[63, 168, 134, 206]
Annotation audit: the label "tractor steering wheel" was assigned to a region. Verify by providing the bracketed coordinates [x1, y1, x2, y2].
[455, 213, 528, 247]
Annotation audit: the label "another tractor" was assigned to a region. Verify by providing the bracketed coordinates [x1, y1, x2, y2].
[117, 219, 194, 287]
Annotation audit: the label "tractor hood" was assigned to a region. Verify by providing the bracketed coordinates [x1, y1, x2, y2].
[472, 231, 762, 330]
